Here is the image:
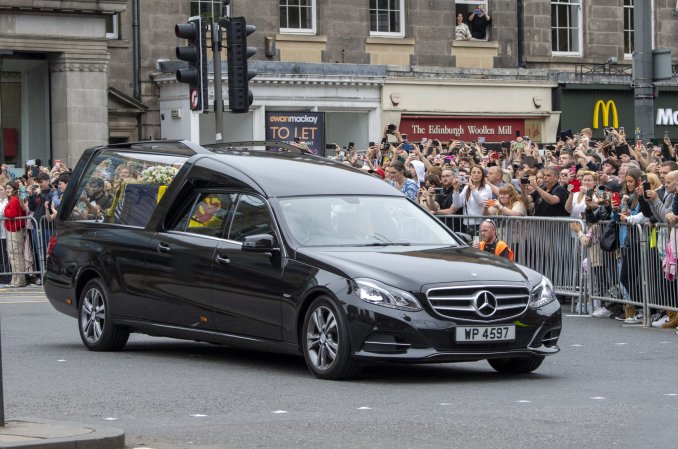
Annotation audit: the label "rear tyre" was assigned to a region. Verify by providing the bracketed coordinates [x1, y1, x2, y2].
[78, 279, 129, 351]
[488, 356, 545, 374]
[302, 296, 360, 380]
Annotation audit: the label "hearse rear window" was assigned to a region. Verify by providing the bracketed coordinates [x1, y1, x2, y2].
[67, 151, 187, 227]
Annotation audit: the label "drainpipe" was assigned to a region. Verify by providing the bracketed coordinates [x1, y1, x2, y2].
[133, 0, 141, 100]
[517, 0, 526, 68]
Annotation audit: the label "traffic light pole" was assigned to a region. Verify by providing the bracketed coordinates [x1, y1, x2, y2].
[212, 21, 224, 143]
[633, 0, 654, 141]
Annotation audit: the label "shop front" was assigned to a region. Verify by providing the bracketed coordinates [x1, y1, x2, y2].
[381, 74, 560, 144]
[557, 85, 678, 141]
[157, 62, 385, 153]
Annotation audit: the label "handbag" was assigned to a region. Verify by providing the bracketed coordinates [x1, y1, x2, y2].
[599, 221, 618, 252]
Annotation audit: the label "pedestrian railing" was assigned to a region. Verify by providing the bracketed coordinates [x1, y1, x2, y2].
[5, 212, 678, 327]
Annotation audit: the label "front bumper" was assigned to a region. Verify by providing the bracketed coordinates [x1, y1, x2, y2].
[342, 292, 562, 363]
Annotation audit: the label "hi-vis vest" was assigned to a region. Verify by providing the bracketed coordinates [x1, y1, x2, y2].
[479, 240, 514, 261]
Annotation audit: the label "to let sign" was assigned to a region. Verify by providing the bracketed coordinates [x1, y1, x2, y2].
[399, 115, 527, 143]
[265, 112, 325, 154]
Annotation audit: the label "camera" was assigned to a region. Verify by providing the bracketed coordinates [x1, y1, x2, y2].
[293, 137, 301, 143]
[643, 181, 651, 198]
[520, 176, 530, 185]
[387, 124, 397, 134]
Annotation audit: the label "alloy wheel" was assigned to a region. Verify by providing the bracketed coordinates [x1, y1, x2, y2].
[80, 287, 106, 344]
[306, 305, 339, 371]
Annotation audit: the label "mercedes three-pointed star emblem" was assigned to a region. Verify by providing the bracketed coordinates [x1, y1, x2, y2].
[473, 290, 498, 318]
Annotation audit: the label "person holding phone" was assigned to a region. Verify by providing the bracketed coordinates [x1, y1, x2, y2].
[468, 3, 492, 40]
[386, 160, 418, 201]
[451, 165, 492, 235]
[565, 170, 597, 219]
[523, 166, 569, 217]
[615, 168, 649, 323]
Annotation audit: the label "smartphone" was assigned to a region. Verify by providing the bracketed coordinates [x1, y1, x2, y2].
[19, 185, 27, 200]
[472, 235, 480, 246]
[569, 179, 581, 193]
[433, 187, 443, 195]
[401, 133, 408, 140]
[619, 126, 625, 134]
[293, 137, 301, 143]
[612, 192, 621, 205]
[478, 137, 486, 144]
[569, 166, 577, 175]
[325, 143, 336, 150]
[515, 130, 521, 138]
[421, 138, 428, 145]
[597, 186, 606, 199]
[637, 139, 643, 146]
[458, 174, 469, 184]
[402, 143, 413, 152]
[643, 181, 651, 198]
[586, 188, 594, 199]
[30, 165, 40, 178]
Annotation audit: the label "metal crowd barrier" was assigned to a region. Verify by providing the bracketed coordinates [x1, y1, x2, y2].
[646, 223, 678, 316]
[0, 216, 46, 286]
[436, 214, 586, 310]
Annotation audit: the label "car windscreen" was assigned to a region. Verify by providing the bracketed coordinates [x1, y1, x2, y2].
[278, 196, 459, 247]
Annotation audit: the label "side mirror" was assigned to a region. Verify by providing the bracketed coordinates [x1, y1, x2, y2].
[242, 234, 279, 252]
[456, 232, 473, 246]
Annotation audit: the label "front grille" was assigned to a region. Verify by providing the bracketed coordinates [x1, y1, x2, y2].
[426, 284, 530, 323]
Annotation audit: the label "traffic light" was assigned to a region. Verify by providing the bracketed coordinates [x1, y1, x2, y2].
[175, 16, 208, 112]
[226, 17, 257, 113]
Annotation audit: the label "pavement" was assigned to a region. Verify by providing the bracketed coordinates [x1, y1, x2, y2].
[0, 418, 124, 449]
[0, 286, 125, 449]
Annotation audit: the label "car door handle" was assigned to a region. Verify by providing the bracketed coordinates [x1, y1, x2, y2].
[215, 254, 230, 265]
[156, 242, 171, 254]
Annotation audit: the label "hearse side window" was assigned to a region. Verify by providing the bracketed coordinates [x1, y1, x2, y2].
[227, 195, 275, 242]
[172, 192, 236, 237]
[66, 151, 186, 227]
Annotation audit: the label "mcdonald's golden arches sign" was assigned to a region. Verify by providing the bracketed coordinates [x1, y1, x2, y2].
[592, 100, 619, 129]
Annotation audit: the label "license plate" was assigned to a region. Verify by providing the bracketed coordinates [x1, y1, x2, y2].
[455, 325, 515, 343]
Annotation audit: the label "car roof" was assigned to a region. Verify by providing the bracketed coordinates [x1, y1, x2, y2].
[198, 150, 399, 198]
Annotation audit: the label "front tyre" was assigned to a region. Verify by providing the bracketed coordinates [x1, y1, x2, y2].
[302, 296, 360, 380]
[488, 356, 545, 374]
[78, 279, 129, 351]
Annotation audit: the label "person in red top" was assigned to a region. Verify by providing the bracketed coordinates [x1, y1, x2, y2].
[4, 181, 27, 287]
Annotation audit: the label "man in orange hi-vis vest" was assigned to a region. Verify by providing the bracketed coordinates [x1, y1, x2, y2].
[473, 219, 514, 261]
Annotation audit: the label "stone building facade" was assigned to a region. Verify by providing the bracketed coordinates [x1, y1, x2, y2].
[0, 0, 676, 166]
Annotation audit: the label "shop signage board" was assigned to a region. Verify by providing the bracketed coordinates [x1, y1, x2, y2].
[265, 112, 325, 155]
[398, 116, 527, 143]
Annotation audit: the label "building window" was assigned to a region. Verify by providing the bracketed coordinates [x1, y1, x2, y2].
[191, 0, 228, 23]
[624, 0, 655, 58]
[624, 0, 634, 56]
[279, 0, 316, 34]
[370, 0, 405, 38]
[105, 14, 119, 39]
[551, 0, 582, 56]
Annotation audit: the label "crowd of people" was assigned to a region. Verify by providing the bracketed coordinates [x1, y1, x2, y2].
[0, 161, 70, 287]
[329, 124, 678, 332]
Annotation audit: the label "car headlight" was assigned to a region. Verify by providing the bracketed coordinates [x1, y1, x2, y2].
[353, 278, 422, 312]
[529, 276, 557, 309]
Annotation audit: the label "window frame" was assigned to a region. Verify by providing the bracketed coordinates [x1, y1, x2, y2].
[279, 0, 317, 35]
[190, 0, 230, 25]
[623, 0, 656, 60]
[369, 0, 406, 38]
[105, 13, 119, 40]
[551, 0, 583, 57]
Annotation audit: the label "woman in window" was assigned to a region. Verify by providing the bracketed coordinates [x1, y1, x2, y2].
[455, 13, 471, 40]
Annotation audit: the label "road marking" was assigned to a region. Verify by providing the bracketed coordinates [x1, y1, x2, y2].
[659, 341, 670, 344]
[615, 342, 627, 345]
[0, 300, 48, 304]
[565, 314, 591, 317]
[665, 393, 678, 396]
[571, 344, 583, 347]
[438, 403, 452, 406]
[57, 359, 66, 362]
[589, 397, 605, 400]
[516, 400, 531, 403]
[271, 410, 288, 414]
[102, 417, 119, 421]
[356, 407, 372, 410]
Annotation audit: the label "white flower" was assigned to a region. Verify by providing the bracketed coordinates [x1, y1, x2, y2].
[141, 165, 179, 185]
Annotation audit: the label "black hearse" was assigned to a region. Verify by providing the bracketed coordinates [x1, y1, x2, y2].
[44, 141, 561, 379]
